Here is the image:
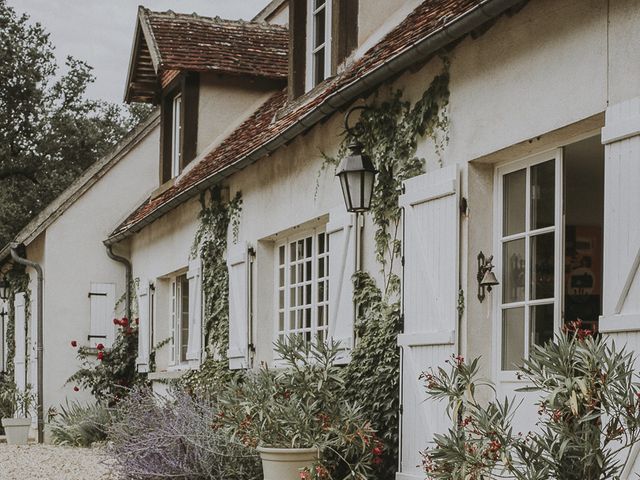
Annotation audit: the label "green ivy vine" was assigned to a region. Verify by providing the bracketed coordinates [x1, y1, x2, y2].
[3, 266, 30, 382]
[324, 64, 450, 479]
[182, 187, 242, 392]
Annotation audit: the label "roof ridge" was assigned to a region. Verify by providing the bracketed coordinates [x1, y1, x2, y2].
[143, 8, 288, 31]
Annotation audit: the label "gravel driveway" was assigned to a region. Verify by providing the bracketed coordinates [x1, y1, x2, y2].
[0, 443, 117, 479]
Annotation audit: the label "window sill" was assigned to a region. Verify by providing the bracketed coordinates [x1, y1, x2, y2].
[150, 177, 176, 200]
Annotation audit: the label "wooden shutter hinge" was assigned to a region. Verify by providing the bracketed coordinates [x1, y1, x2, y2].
[460, 197, 468, 216]
[88, 292, 107, 298]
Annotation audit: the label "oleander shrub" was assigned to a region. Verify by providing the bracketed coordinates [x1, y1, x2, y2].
[108, 387, 262, 480]
[50, 400, 110, 447]
[422, 322, 640, 480]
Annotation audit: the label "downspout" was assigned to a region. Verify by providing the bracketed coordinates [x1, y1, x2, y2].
[105, 245, 132, 320]
[9, 243, 44, 444]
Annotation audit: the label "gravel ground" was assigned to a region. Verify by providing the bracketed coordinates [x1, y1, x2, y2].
[0, 442, 117, 480]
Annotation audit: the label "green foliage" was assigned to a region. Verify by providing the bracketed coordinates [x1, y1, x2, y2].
[67, 316, 146, 405]
[0, 382, 35, 418]
[3, 267, 29, 381]
[0, 0, 153, 247]
[216, 338, 381, 479]
[422, 325, 640, 480]
[183, 188, 242, 392]
[50, 400, 110, 447]
[322, 64, 451, 479]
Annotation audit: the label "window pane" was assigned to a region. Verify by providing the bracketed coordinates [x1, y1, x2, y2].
[502, 307, 525, 370]
[531, 232, 555, 300]
[306, 237, 312, 258]
[279, 267, 284, 287]
[318, 258, 324, 278]
[531, 160, 555, 230]
[502, 239, 525, 303]
[530, 304, 554, 348]
[314, 8, 325, 48]
[180, 275, 189, 362]
[279, 290, 284, 309]
[305, 260, 312, 281]
[503, 169, 526, 236]
[314, 0, 325, 8]
[290, 242, 296, 262]
[314, 50, 325, 86]
[318, 233, 325, 254]
[279, 245, 285, 266]
[279, 312, 284, 333]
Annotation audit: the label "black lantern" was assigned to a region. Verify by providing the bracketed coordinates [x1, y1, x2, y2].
[0, 277, 8, 302]
[336, 106, 377, 213]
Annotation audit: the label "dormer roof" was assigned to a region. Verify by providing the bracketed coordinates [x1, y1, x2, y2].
[124, 7, 289, 103]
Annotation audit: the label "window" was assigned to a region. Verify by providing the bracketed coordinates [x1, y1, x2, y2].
[171, 274, 190, 365]
[306, 0, 332, 90]
[276, 229, 329, 344]
[160, 73, 199, 183]
[171, 94, 182, 178]
[497, 139, 604, 372]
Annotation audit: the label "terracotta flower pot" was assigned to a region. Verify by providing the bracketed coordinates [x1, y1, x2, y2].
[257, 446, 319, 480]
[2, 417, 32, 445]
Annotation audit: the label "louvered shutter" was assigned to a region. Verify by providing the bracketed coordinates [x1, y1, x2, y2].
[186, 258, 203, 367]
[13, 293, 26, 392]
[327, 207, 356, 365]
[397, 165, 460, 479]
[89, 282, 116, 348]
[227, 243, 249, 370]
[29, 293, 38, 396]
[136, 280, 150, 373]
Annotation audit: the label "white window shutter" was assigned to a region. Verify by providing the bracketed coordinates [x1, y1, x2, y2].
[89, 282, 116, 348]
[13, 293, 26, 392]
[397, 164, 459, 478]
[327, 207, 356, 365]
[29, 293, 38, 396]
[227, 242, 249, 370]
[136, 280, 150, 373]
[186, 258, 203, 367]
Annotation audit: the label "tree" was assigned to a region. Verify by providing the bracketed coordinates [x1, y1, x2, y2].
[0, 0, 152, 247]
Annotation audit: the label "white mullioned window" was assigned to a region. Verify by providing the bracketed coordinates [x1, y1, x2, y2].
[495, 150, 563, 373]
[170, 273, 190, 365]
[171, 94, 182, 178]
[276, 229, 329, 345]
[306, 0, 332, 91]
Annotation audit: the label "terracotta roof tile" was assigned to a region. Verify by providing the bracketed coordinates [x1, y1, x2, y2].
[111, 0, 483, 239]
[143, 9, 289, 79]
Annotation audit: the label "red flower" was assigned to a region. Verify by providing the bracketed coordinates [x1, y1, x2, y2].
[121, 317, 129, 326]
[372, 446, 383, 456]
[97, 351, 104, 361]
[70, 340, 77, 347]
[372, 456, 383, 466]
[299, 470, 311, 480]
[96, 343, 104, 351]
[113, 318, 120, 325]
[73, 386, 79, 392]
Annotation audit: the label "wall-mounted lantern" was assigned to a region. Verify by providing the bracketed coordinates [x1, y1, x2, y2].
[477, 251, 499, 302]
[0, 276, 8, 302]
[336, 106, 377, 213]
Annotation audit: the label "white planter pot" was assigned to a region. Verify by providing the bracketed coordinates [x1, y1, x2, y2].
[2, 417, 32, 445]
[257, 446, 319, 480]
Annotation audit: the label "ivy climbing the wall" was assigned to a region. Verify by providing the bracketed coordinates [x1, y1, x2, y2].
[182, 187, 242, 393]
[324, 65, 450, 479]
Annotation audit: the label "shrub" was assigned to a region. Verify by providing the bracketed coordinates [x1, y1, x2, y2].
[50, 400, 110, 447]
[215, 338, 382, 479]
[108, 387, 262, 480]
[67, 316, 146, 405]
[422, 323, 640, 480]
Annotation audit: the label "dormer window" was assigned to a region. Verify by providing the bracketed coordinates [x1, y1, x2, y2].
[160, 73, 199, 184]
[306, 0, 332, 91]
[290, 0, 358, 99]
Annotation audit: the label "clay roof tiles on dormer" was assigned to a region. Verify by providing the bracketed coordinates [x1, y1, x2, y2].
[125, 8, 288, 102]
[110, 0, 522, 242]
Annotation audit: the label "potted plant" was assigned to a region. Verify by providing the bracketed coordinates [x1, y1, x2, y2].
[216, 338, 382, 480]
[1, 383, 35, 445]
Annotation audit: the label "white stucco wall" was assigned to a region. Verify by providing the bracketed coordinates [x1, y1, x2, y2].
[22, 121, 160, 413]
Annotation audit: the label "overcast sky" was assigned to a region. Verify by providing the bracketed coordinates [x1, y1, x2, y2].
[6, 0, 272, 103]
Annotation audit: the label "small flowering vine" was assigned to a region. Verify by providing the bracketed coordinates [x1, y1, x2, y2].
[422, 323, 640, 480]
[67, 316, 146, 405]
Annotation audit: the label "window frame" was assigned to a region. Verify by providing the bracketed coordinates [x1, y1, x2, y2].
[170, 273, 190, 368]
[493, 149, 564, 381]
[305, 0, 332, 91]
[170, 93, 183, 179]
[274, 226, 330, 350]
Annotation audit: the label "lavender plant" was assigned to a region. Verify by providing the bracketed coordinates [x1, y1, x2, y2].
[421, 323, 640, 480]
[108, 387, 262, 480]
